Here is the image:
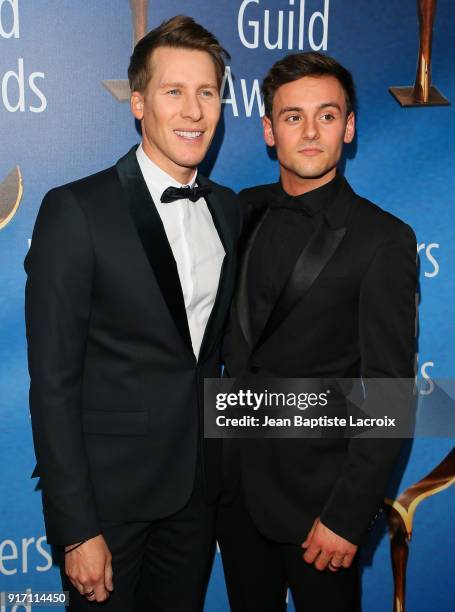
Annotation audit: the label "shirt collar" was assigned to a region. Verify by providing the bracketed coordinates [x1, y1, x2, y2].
[136, 143, 198, 194]
[272, 173, 343, 217]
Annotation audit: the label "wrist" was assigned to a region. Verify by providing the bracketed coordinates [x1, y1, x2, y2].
[64, 539, 87, 554]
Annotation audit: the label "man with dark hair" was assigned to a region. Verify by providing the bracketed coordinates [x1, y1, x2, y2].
[218, 51, 416, 611]
[25, 15, 240, 612]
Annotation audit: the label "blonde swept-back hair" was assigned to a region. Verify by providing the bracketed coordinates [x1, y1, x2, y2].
[128, 15, 230, 92]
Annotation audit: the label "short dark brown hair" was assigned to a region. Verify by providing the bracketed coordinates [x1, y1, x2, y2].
[262, 51, 356, 118]
[128, 15, 230, 92]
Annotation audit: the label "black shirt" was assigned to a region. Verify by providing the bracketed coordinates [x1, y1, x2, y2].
[247, 173, 343, 343]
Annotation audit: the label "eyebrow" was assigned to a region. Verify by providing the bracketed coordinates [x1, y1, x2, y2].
[278, 102, 343, 116]
[159, 82, 186, 89]
[159, 82, 218, 89]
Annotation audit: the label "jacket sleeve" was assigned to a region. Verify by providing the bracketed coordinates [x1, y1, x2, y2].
[319, 223, 417, 545]
[25, 187, 101, 546]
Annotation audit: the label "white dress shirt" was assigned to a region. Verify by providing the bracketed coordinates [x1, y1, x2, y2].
[136, 144, 225, 359]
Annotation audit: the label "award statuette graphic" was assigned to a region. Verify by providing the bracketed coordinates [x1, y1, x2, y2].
[384, 448, 455, 612]
[389, 0, 449, 107]
[0, 167, 23, 230]
[102, 0, 149, 102]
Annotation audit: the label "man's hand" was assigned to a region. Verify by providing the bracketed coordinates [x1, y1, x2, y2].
[65, 534, 113, 602]
[301, 518, 357, 572]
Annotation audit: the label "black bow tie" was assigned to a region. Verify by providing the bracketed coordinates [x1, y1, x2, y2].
[160, 185, 211, 203]
[268, 189, 314, 216]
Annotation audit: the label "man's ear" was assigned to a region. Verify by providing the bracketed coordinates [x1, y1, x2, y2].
[262, 115, 275, 147]
[344, 112, 355, 144]
[130, 91, 144, 121]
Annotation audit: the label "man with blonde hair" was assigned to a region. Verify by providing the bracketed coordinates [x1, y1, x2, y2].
[26, 16, 239, 611]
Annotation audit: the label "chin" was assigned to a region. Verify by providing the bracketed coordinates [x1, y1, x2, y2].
[295, 160, 336, 179]
[295, 167, 328, 179]
[176, 153, 207, 169]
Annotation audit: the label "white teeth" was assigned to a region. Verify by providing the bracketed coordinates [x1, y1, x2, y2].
[174, 130, 202, 139]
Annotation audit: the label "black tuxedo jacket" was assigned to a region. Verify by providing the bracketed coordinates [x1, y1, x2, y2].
[25, 146, 241, 546]
[223, 177, 417, 546]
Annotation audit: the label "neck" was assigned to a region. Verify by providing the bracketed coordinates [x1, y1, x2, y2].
[141, 140, 195, 185]
[280, 167, 337, 196]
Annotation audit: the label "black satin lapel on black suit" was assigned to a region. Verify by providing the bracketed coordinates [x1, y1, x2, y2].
[115, 146, 193, 354]
[197, 176, 235, 361]
[235, 206, 270, 348]
[254, 178, 354, 350]
[255, 221, 346, 348]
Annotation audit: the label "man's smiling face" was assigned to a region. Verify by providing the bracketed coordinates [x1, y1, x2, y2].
[263, 75, 355, 194]
[131, 46, 221, 184]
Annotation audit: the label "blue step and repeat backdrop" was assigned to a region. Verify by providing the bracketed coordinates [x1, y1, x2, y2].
[1, 1, 454, 610]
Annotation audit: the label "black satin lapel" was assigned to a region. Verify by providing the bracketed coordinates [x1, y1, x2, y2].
[198, 183, 234, 360]
[115, 147, 193, 354]
[255, 220, 346, 348]
[199, 177, 234, 257]
[235, 206, 269, 348]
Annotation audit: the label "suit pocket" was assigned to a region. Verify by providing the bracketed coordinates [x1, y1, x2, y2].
[82, 410, 148, 435]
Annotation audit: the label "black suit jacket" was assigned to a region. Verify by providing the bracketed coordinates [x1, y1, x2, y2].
[223, 178, 417, 545]
[25, 146, 241, 546]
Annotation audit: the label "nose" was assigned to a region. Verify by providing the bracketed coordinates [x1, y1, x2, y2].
[301, 117, 319, 141]
[181, 92, 203, 122]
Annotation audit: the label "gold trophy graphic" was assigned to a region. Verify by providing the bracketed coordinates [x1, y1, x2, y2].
[389, 0, 449, 106]
[0, 167, 23, 230]
[384, 448, 455, 612]
[102, 0, 149, 102]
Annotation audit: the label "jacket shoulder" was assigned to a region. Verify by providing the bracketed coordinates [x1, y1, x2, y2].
[39, 166, 120, 224]
[238, 183, 278, 219]
[49, 165, 117, 200]
[350, 193, 416, 244]
[239, 183, 277, 204]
